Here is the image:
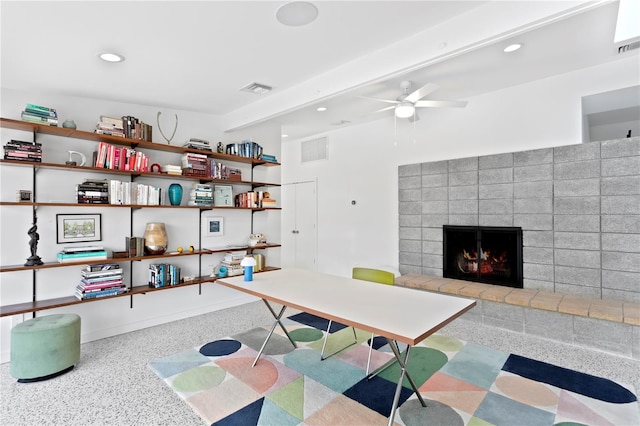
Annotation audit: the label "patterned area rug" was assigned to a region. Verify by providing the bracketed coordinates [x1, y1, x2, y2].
[149, 313, 639, 425]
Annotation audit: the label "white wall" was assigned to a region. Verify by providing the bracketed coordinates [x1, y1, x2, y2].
[282, 55, 639, 277]
[0, 89, 281, 362]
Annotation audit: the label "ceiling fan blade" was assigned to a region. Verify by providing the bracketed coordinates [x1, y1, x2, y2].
[405, 82, 439, 103]
[415, 99, 468, 108]
[372, 105, 395, 114]
[359, 95, 399, 104]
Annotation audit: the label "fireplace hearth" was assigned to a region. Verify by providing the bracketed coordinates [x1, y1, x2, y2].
[443, 225, 523, 288]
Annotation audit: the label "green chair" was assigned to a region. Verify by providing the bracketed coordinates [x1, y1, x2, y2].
[320, 267, 395, 374]
[352, 267, 395, 374]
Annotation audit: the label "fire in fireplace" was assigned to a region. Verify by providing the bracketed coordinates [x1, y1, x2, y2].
[443, 225, 523, 288]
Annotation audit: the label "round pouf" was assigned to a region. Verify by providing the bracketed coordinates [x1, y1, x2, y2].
[10, 314, 81, 382]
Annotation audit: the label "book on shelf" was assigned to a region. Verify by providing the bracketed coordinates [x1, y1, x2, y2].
[75, 286, 127, 300]
[57, 250, 108, 259]
[20, 111, 58, 126]
[62, 245, 104, 254]
[25, 103, 57, 115]
[260, 154, 278, 162]
[225, 140, 263, 159]
[81, 269, 123, 279]
[84, 262, 120, 272]
[58, 253, 108, 263]
[148, 263, 181, 288]
[3, 152, 42, 162]
[162, 164, 182, 175]
[182, 138, 212, 151]
[79, 278, 124, 290]
[4, 140, 42, 150]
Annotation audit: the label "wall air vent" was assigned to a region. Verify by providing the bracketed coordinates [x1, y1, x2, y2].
[618, 41, 640, 54]
[301, 137, 328, 163]
[240, 82, 273, 95]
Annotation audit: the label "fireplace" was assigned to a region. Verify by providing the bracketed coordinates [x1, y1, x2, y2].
[443, 225, 523, 288]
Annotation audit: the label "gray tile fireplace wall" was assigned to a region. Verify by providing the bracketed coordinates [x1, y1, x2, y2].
[398, 137, 640, 303]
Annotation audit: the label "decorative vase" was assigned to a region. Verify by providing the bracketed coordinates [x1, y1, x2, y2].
[143, 222, 168, 255]
[62, 120, 77, 129]
[168, 183, 183, 206]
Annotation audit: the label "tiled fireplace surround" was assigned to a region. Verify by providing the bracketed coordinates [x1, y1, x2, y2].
[398, 137, 639, 357]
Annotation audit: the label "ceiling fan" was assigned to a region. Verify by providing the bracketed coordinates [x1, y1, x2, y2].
[367, 80, 468, 121]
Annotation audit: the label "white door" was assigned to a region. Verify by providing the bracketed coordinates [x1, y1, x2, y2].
[281, 180, 317, 270]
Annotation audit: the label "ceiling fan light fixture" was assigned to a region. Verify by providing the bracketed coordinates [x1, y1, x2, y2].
[395, 102, 415, 118]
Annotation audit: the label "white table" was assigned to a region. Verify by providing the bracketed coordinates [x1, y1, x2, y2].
[216, 268, 476, 425]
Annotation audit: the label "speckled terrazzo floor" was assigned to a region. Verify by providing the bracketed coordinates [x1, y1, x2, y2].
[1, 300, 638, 426]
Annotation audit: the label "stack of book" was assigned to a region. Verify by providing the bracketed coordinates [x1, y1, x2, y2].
[21, 103, 59, 126]
[219, 250, 247, 276]
[108, 180, 162, 205]
[94, 141, 149, 171]
[188, 183, 213, 206]
[162, 164, 182, 176]
[235, 190, 276, 208]
[148, 263, 181, 288]
[76, 263, 126, 300]
[122, 115, 152, 141]
[181, 153, 209, 177]
[57, 245, 108, 263]
[225, 140, 263, 159]
[94, 115, 152, 140]
[76, 179, 109, 204]
[208, 160, 230, 180]
[261, 154, 278, 163]
[182, 138, 212, 151]
[3, 140, 42, 162]
[95, 116, 125, 137]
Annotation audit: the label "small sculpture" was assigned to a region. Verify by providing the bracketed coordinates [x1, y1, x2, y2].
[217, 142, 224, 153]
[157, 112, 178, 144]
[248, 233, 267, 247]
[65, 150, 86, 166]
[25, 219, 43, 266]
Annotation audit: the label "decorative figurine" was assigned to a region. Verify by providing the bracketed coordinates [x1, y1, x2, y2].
[25, 219, 43, 266]
[217, 142, 224, 153]
[65, 150, 86, 166]
[157, 111, 178, 144]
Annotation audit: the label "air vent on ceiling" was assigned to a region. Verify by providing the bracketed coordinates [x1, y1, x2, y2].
[301, 137, 328, 163]
[618, 41, 640, 54]
[240, 82, 273, 95]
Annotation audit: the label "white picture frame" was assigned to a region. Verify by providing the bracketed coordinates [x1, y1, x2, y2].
[214, 185, 233, 206]
[206, 217, 224, 236]
[56, 213, 102, 243]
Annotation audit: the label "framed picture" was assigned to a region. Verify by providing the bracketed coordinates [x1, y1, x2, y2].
[206, 217, 224, 236]
[56, 213, 102, 244]
[214, 185, 233, 206]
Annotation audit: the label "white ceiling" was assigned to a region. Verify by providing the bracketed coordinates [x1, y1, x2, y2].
[1, 1, 637, 141]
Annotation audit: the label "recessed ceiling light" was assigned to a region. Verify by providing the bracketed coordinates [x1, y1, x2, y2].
[503, 43, 523, 53]
[98, 52, 125, 63]
[317, 106, 327, 112]
[276, 2, 318, 26]
[282, 134, 289, 138]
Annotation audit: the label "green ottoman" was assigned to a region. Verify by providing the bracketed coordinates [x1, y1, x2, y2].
[10, 313, 81, 382]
